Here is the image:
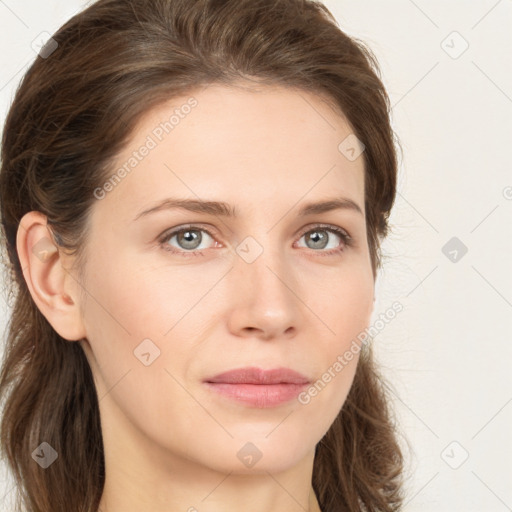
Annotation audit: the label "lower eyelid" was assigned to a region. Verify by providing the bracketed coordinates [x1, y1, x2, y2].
[160, 225, 351, 253]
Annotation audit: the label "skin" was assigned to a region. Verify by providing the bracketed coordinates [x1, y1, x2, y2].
[17, 83, 375, 512]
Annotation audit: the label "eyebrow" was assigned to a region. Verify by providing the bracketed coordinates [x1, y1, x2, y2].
[133, 196, 363, 221]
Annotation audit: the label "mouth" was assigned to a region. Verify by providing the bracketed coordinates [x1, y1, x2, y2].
[203, 366, 311, 408]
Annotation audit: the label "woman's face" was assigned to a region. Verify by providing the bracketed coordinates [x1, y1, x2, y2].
[77, 83, 374, 475]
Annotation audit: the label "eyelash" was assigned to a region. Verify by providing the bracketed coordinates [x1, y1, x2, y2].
[158, 223, 353, 258]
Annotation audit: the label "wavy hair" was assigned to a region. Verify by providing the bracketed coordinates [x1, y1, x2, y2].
[0, 0, 404, 510]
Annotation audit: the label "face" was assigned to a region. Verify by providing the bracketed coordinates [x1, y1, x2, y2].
[76, 83, 374, 475]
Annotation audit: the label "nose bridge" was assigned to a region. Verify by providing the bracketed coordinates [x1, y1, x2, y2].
[236, 232, 291, 294]
[227, 231, 301, 336]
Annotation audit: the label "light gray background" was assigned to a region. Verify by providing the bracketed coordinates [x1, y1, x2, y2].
[1, 1, 511, 511]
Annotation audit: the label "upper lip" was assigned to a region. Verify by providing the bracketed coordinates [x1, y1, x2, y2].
[204, 366, 310, 385]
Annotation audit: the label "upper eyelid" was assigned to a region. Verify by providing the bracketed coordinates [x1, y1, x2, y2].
[159, 222, 351, 244]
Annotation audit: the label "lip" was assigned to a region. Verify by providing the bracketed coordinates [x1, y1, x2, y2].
[204, 366, 310, 385]
[203, 366, 310, 408]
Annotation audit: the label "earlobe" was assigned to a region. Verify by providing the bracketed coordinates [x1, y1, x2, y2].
[16, 211, 86, 341]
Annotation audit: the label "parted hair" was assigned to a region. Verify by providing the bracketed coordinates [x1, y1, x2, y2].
[0, 0, 404, 510]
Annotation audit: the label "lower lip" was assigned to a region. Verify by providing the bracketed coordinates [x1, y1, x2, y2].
[204, 382, 309, 408]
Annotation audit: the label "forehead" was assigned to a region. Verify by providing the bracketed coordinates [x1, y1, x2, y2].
[94, 83, 365, 222]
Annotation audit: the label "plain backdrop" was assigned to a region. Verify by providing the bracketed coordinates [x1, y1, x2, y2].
[0, 1, 511, 511]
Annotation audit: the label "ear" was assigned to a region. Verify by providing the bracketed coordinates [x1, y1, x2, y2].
[16, 211, 87, 341]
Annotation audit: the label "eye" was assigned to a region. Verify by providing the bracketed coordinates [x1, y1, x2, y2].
[295, 224, 353, 256]
[159, 225, 217, 256]
[158, 223, 353, 257]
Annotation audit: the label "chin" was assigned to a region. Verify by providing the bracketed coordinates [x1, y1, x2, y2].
[198, 434, 315, 475]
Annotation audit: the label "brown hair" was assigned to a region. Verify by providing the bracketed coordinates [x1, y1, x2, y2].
[0, 0, 404, 510]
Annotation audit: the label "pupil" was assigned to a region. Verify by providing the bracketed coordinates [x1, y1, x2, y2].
[308, 230, 327, 249]
[179, 230, 200, 249]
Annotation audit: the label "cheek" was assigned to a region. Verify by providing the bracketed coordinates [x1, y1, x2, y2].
[312, 261, 374, 345]
[82, 250, 216, 336]
[78, 251, 226, 391]
[334, 274, 374, 346]
[78, 254, 205, 438]
[300, 263, 373, 413]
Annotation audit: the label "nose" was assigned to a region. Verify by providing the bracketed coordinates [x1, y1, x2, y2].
[225, 240, 303, 341]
